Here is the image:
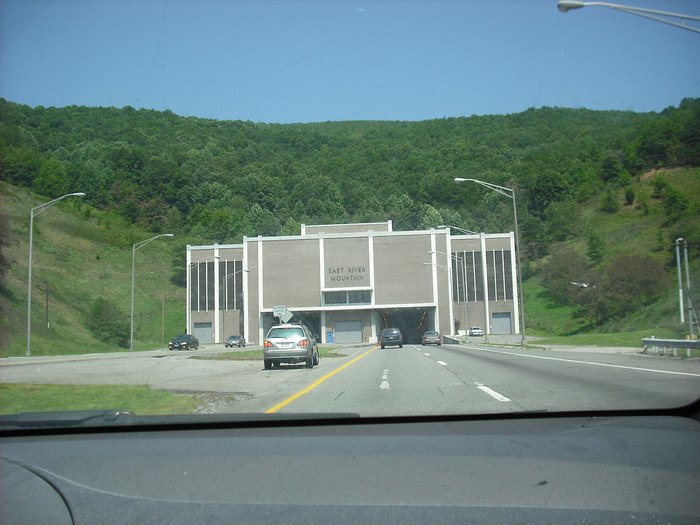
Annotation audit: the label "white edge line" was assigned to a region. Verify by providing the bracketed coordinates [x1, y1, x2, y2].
[466, 347, 700, 378]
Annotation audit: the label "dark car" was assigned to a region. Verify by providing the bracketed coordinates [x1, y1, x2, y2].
[224, 335, 246, 348]
[168, 334, 199, 351]
[421, 331, 442, 346]
[379, 328, 403, 349]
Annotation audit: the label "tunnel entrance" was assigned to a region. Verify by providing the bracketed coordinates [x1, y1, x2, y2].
[378, 308, 432, 344]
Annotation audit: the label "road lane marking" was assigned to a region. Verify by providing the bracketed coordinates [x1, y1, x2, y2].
[264, 348, 376, 413]
[475, 382, 511, 402]
[424, 353, 430, 356]
[437, 361, 447, 366]
[470, 347, 700, 378]
[380, 368, 390, 390]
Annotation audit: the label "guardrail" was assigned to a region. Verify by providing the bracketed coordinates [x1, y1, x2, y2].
[642, 337, 700, 358]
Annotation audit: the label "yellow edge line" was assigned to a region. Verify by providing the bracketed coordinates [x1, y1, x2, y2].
[264, 347, 376, 414]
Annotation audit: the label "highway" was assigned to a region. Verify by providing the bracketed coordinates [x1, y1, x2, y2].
[2, 342, 699, 416]
[266, 343, 700, 416]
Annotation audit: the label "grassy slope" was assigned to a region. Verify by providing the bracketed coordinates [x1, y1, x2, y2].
[1, 182, 185, 357]
[524, 167, 700, 343]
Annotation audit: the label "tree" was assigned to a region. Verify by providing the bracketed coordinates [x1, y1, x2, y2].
[575, 255, 670, 326]
[540, 245, 592, 305]
[586, 232, 605, 265]
[600, 188, 620, 214]
[34, 159, 69, 197]
[86, 297, 129, 348]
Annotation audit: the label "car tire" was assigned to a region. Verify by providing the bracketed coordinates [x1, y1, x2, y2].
[380, 344, 385, 349]
[313, 350, 319, 366]
[399, 344, 403, 348]
[264, 360, 271, 370]
[437, 343, 441, 346]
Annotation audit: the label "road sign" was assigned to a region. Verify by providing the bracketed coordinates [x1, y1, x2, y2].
[273, 305, 293, 323]
[273, 305, 287, 318]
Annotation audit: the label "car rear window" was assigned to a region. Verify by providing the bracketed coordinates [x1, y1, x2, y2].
[267, 327, 305, 339]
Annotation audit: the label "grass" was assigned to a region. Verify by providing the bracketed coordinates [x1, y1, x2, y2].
[0, 384, 199, 415]
[532, 328, 684, 348]
[1, 182, 185, 357]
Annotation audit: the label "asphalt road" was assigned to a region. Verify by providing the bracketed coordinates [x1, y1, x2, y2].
[2, 342, 699, 416]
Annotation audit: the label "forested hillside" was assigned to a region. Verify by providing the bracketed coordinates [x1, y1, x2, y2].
[1, 98, 699, 351]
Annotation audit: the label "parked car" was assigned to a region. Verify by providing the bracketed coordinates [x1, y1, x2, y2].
[421, 331, 442, 346]
[379, 328, 403, 349]
[263, 324, 319, 369]
[168, 334, 199, 350]
[224, 335, 246, 348]
[468, 326, 484, 337]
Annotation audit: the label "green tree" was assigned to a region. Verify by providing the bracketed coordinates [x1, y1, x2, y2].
[600, 188, 620, 214]
[586, 232, 605, 265]
[86, 297, 129, 348]
[34, 159, 69, 197]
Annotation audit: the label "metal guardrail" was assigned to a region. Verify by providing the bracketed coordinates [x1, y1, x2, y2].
[642, 338, 700, 358]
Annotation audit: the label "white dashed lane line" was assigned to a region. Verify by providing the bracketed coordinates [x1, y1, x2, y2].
[475, 382, 511, 402]
[419, 350, 511, 403]
[380, 368, 390, 390]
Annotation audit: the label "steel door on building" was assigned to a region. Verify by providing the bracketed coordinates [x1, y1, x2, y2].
[193, 322, 213, 344]
[333, 321, 363, 343]
[491, 313, 512, 334]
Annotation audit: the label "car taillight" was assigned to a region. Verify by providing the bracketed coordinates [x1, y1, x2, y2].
[298, 339, 309, 347]
[264, 340, 273, 348]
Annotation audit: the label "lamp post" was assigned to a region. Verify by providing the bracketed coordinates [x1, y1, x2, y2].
[130, 234, 174, 351]
[26, 192, 86, 356]
[429, 250, 469, 338]
[455, 178, 526, 346]
[557, 1, 700, 33]
[221, 269, 249, 341]
[436, 225, 479, 235]
[186, 255, 221, 338]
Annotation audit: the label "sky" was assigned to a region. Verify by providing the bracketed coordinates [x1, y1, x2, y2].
[1, 0, 699, 124]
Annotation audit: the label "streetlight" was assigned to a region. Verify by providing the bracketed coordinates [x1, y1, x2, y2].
[130, 234, 174, 351]
[455, 178, 526, 346]
[429, 250, 469, 338]
[186, 255, 221, 337]
[221, 269, 249, 340]
[26, 192, 86, 356]
[436, 225, 479, 235]
[557, 1, 700, 33]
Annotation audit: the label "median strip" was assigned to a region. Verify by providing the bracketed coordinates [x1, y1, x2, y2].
[264, 348, 376, 414]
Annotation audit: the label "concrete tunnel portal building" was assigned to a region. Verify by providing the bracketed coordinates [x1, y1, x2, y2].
[186, 221, 521, 345]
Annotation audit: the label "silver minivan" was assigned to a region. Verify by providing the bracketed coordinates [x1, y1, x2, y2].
[263, 324, 319, 370]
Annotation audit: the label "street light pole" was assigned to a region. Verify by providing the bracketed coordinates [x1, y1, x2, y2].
[436, 225, 479, 235]
[221, 268, 249, 341]
[455, 178, 527, 346]
[557, 1, 700, 33]
[130, 233, 174, 351]
[26, 192, 85, 356]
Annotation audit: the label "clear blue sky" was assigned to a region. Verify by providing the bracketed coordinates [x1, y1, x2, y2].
[1, 0, 698, 124]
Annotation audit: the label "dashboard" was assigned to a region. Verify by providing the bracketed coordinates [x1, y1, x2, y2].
[1, 407, 699, 524]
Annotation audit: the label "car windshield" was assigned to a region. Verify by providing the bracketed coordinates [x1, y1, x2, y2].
[267, 328, 306, 340]
[1, 0, 699, 426]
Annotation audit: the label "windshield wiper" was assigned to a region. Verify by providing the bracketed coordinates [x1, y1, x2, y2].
[0, 410, 362, 431]
[0, 410, 137, 430]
